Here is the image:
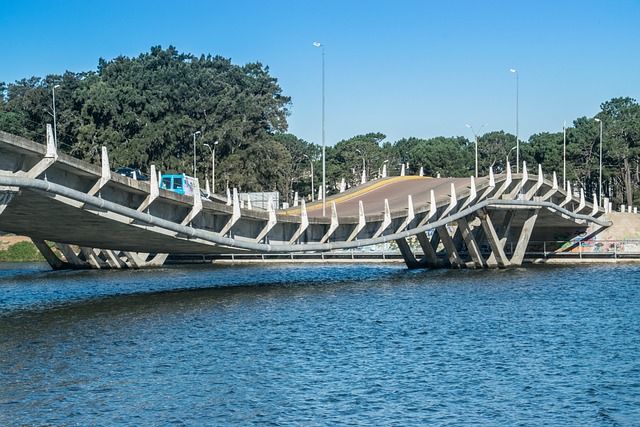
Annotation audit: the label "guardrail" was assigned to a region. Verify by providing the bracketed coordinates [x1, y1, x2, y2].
[525, 239, 640, 260]
[165, 239, 640, 264]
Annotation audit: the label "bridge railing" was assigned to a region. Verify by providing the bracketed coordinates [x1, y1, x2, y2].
[164, 239, 640, 264]
[524, 239, 640, 259]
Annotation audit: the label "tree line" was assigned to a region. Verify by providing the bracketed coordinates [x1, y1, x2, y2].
[1, 46, 639, 208]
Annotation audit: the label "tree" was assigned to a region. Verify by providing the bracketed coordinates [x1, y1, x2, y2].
[598, 97, 640, 207]
[0, 46, 292, 193]
[404, 136, 473, 178]
[476, 131, 518, 174]
[528, 131, 564, 177]
[328, 133, 386, 190]
[273, 133, 319, 203]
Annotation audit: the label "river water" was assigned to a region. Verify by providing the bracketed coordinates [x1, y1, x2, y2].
[0, 262, 638, 426]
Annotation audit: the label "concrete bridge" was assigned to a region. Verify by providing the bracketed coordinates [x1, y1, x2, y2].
[0, 128, 611, 270]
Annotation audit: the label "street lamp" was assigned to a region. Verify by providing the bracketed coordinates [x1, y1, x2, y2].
[355, 148, 366, 184]
[192, 131, 201, 178]
[510, 68, 519, 173]
[466, 123, 486, 177]
[563, 120, 567, 190]
[204, 141, 219, 194]
[595, 118, 603, 205]
[52, 84, 61, 148]
[303, 154, 314, 201]
[313, 41, 326, 216]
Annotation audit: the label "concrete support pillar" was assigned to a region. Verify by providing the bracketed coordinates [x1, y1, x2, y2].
[254, 197, 277, 243]
[288, 200, 309, 244]
[220, 188, 241, 236]
[80, 247, 110, 269]
[477, 209, 509, 268]
[372, 199, 391, 238]
[396, 237, 425, 269]
[416, 231, 441, 267]
[510, 209, 539, 266]
[457, 217, 485, 268]
[55, 243, 90, 267]
[320, 201, 339, 243]
[436, 225, 465, 268]
[31, 239, 76, 270]
[347, 200, 366, 242]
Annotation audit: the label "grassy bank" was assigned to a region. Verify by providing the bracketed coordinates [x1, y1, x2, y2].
[0, 240, 45, 262]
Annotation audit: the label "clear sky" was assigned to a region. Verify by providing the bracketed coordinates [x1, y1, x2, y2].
[2, 0, 639, 146]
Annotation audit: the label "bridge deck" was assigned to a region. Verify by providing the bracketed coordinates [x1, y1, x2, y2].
[0, 129, 611, 269]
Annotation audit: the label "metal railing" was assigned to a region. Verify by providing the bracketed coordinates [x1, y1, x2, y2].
[525, 239, 640, 260]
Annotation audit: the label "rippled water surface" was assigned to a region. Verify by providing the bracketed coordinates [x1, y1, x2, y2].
[1, 262, 639, 426]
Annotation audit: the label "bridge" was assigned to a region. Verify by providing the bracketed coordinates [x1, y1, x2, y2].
[0, 128, 611, 270]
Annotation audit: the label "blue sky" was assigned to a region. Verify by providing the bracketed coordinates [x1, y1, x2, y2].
[2, 0, 639, 146]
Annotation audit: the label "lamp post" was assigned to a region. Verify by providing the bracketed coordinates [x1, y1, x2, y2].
[303, 154, 314, 201]
[466, 123, 486, 178]
[192, 131, 201, 178]
[595, 118, 603, 205]
[563, 120, 567, 190]
[204, 141, 219, 194]
[355, 148, 366, 184]
[313, 41, 326, 216]
[52, 84, 61, 148]
[510, 68, 519, 173]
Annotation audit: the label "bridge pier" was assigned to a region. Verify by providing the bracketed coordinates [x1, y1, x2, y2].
[396, 206, 545, 270]
[31, 239, 169, 270]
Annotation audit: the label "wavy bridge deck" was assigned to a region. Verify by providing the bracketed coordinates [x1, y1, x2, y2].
[0, 129, 611, 270]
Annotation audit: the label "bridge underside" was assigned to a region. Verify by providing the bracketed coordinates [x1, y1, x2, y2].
[0, 129, 611, 270]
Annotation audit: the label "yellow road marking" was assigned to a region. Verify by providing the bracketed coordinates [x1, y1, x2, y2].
[280, 176, 431, 215]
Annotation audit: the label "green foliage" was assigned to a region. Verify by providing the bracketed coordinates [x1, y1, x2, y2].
[0, 241, 45, 262]
[0, 46, 292, 196]
[528, 132, 564, 176]
[328, 133, 388, 191]
[273, 133, 319, 203]
[403, 136, 473, 178]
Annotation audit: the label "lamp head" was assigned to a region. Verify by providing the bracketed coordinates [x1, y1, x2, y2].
[594, 118, 601, 123]
[313, 42, 322, 47]
[510, 68, 517, 73]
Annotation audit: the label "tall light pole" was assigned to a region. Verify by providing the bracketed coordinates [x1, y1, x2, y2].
[313, 41, 326, 216]
[510, 68, 519, 173]
[595, 118, 603, 205]
[563, 120, 567, 190]
[303, 154, 314, 201]
[52, 84, 61, 148]
[466, 123, 486, 177]
[204, 141, 219, 194]
[355, 148, 366, 184]
[192, 131, 201, 178]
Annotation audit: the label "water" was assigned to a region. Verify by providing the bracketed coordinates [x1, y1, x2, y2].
[1, 262, 639, 426]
